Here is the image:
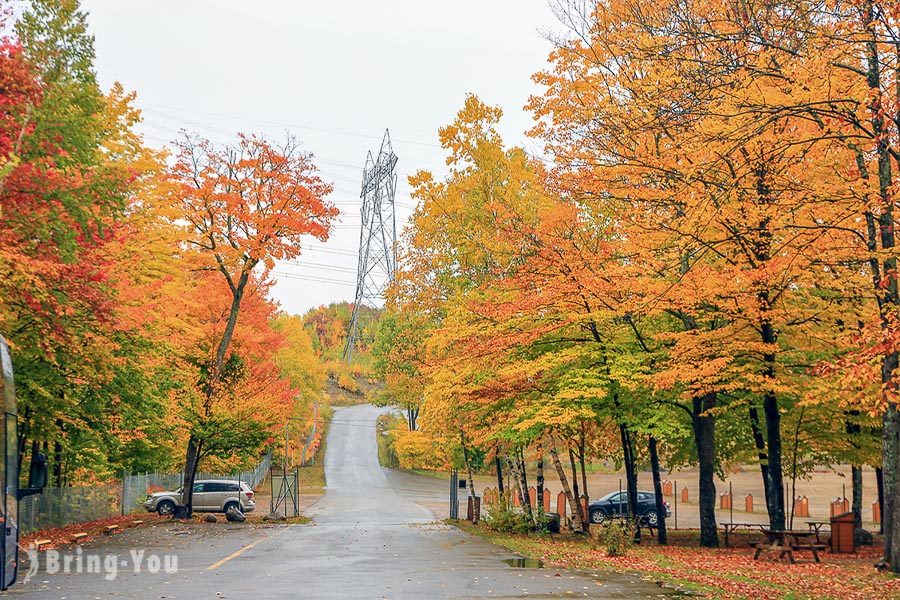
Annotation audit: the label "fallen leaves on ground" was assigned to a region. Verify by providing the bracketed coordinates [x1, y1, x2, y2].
[462, 525, 900, 599]
[20, 514, 166, 550]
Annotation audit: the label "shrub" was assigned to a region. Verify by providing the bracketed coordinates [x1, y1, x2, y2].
[336, 370, 359, 392]
[484, 497, 533, 534]
[375, 414, 401, 468]
[598, 520, 630, 557]
[532, 507, 551, 532]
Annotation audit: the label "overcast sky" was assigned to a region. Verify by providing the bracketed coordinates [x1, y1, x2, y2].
[80, 0, 558, 316]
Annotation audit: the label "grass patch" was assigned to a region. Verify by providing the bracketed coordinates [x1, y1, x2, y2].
[282, 515, 312, 525]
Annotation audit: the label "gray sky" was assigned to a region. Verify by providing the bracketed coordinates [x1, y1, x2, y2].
[81, 0, 557, 316]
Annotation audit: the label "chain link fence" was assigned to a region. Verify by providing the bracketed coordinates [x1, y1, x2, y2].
[20, 451, 272, 534]
[19, 483, 120, 535]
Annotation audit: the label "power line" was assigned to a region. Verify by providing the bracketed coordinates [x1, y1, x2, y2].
[300, 245, 358, 257]
[136, 102, 442, 149]
[276, 259, 357, 273]
[271, 271, 356, 287]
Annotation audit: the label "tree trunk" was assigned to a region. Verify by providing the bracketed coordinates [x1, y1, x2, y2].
[495, 453, 504, 496]
[877, 466, 884, 535]
[175, 435, 202, 518]
[536, 442, 544, 515]
[518, 449, 530, 510]
[568, 446, 582, 524]
[579, 424, 589, 514]
[860, 0, 899, 571]
[53, 418, 64, 488]
[693, 393, 719, 547]
[757, 285, 786, 532]
[852, 465, 865, 544]
[619, 421, 640, 543]
[748, 405, 772, 515]
[885, 407, 900, 566]
[648, 434, 667, 545]
[460, 431, 477, 523]
[506, 455, 532, 522]
[549, 436, 584, 533]
[762, 388, 786, 531]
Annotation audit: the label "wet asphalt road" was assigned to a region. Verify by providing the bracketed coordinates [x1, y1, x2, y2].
[6, 404, 673, 599]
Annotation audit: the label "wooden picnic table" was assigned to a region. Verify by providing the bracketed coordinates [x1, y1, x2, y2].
[721, 522, 767, 547]
[751, 529, 827, 563]
[805, 520, 830, 544]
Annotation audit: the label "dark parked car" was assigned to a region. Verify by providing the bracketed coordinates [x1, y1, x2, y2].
[588, 490, 671, 526]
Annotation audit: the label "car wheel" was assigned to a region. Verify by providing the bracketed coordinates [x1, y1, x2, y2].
[223, 501, 240, 514]
[645, 510, 658, 526]
[156, 500, 176, 516]
[590, 510, 607, 525]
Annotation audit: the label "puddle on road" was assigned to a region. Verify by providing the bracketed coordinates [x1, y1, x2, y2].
[502, 556, 544, 568]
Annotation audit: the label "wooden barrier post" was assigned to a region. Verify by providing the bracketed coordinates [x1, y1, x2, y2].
[556, 491, 567, 524]
[681, 486, 689, 503]
[720, 491, 732, 510]
[745, 493, 753, 512]
[873, 499, 881, 524]
[542, 488, 551, 512]
[662, 480, 672, 496]
[528, 486, 537, 509]
[830, 497, 849, 517]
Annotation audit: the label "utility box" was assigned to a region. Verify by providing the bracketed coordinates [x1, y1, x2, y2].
[830, 512, 856, 554]
[545, 512, 561, 534]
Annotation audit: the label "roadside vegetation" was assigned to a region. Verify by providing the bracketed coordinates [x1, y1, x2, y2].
[458, 522, 900, 600]
[372, 0, 900, 578]
[0, 0, 382, 532]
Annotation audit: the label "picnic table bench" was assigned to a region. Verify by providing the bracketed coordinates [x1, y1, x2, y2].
[722, 522, 768, 547]
[751, 529, 827, 563]
[805, 520, 830, 544]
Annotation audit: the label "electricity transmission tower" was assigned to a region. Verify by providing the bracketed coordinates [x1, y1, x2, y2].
[344, 130, 398, 360]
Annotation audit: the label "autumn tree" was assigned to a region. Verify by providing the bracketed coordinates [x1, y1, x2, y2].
[0, 0, 177, 482]
[534, 0, 900, 568]
[172, 132, 336, 516]
[371, 310, 428, 431]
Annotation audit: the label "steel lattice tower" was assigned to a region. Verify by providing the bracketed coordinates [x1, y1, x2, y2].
[344, 130, 398, 360]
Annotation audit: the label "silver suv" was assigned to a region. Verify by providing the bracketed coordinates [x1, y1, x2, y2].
[143, 479, 256, 516]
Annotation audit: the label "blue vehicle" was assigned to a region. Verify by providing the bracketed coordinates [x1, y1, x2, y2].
[0, 336, 48, 590]
[588, 490, 671, 526]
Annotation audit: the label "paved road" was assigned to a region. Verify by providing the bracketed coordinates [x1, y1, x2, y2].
[6, 404, 673, 599]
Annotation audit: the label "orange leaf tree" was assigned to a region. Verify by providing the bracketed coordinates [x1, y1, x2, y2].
[171, 132, 336, 516]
